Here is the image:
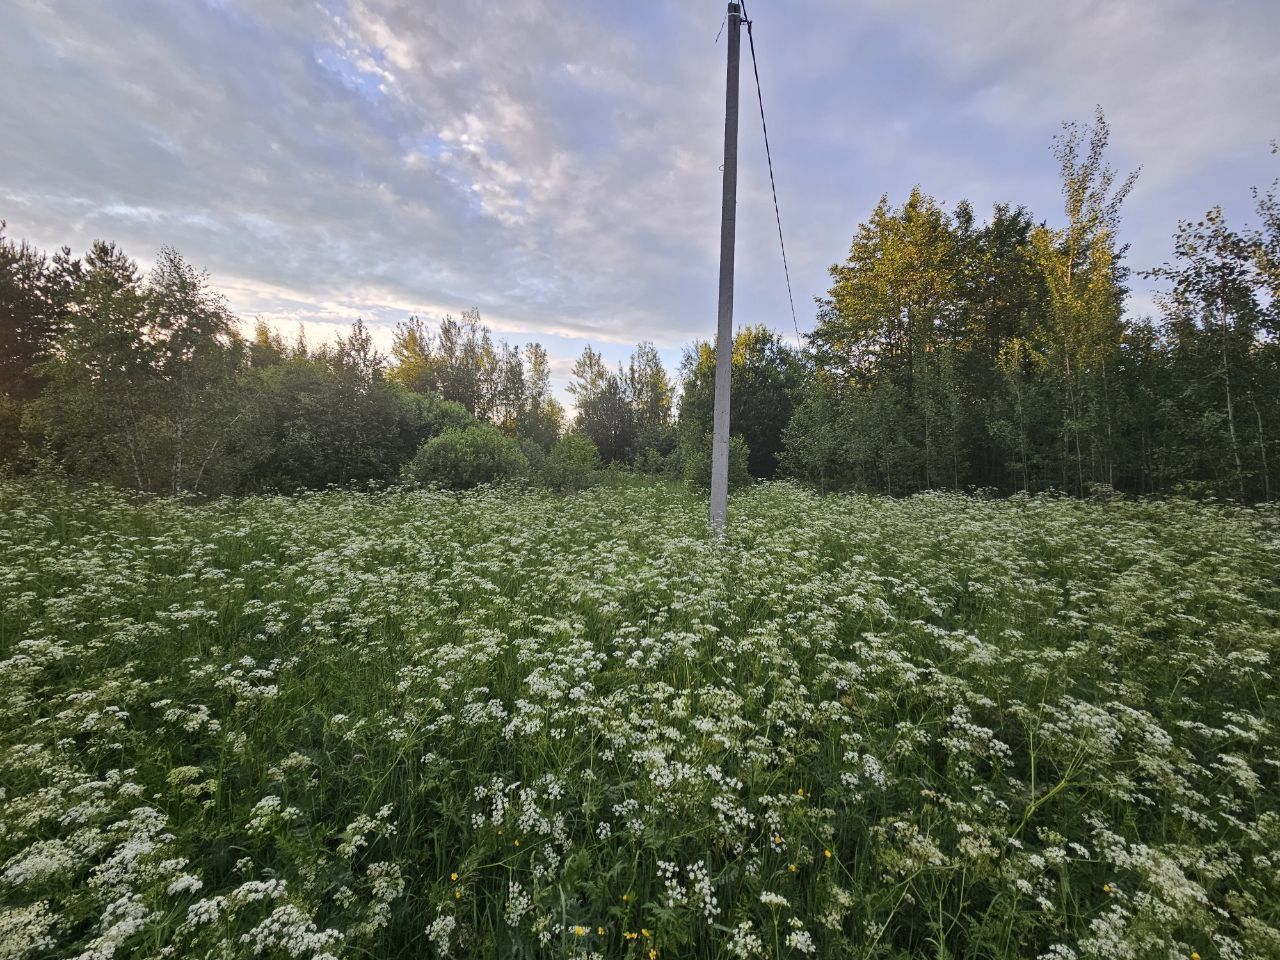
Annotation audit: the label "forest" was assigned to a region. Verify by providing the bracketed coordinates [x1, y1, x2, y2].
[2, 111, 1278, 501]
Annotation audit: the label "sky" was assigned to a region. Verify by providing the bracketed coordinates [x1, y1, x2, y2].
[2, 0, 1278, 396]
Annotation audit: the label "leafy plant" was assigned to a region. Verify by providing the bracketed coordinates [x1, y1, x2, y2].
[402, 424, 529, 489]
[541, 433, 601, 492]
[680, 431, 752, 490]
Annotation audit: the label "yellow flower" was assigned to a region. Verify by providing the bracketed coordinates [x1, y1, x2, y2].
[788, 863, 797, 873]
[624, 932, 638, 941]
[642, 929, 651, 938]
[649, 950, 657, 960]
[573, 925, 586, 937]
[796, 787, 804, 797]
[513, 839, 520, 846]
[597, 927, 606, 936]
[450, 872, 458, 882]
[453, 888, 461, 900]
[621, 893, 630, 902]
[1191, 953, 1200, 960]
[1103, 883, 1112, 894]
[824, 848, 832, 859]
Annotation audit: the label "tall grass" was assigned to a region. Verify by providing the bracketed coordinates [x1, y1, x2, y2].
[1, 478, 1278, 959]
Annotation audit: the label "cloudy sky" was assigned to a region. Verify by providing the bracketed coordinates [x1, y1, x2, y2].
[2, 0, 1278, 391]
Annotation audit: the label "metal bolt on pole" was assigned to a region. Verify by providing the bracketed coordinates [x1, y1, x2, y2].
[710, 0, 741, 536]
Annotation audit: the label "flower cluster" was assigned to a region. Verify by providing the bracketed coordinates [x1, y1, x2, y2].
[1, 477, 1278, 958]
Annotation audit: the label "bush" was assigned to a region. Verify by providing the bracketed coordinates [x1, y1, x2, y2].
[541, 433, 600, 492]
[680, 432, 752, 490]
[632, 447, 675, 476]
[403, 425, 528, 489]
[0, 393, 24, 465]
[518, 436, 547, 472]
[409, 391, 476, 438]
[633, 424, 679, 475]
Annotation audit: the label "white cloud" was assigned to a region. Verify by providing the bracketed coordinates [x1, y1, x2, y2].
[1, 0, 1277, 393]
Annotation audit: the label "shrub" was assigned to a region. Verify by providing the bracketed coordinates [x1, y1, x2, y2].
[518, 436, 547, 472]
[633, 424, 679, 475]
[541, 433, 600, 492]
[632, 447, 672, 475]
[680, 431, 752, 490]
[402, 425, 528, 489]
[410, 392, 476, 438]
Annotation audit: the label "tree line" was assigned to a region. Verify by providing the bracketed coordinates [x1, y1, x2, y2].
[787, 111, 1278, 501]
[2, 110, 1276, 500]
[0, 232, 696, 494]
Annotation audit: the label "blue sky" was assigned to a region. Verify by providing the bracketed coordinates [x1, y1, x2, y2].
[2, 0, 1278, 397]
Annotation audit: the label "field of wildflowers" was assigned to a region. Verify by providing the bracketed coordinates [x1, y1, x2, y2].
[1, 477, 1278, 960]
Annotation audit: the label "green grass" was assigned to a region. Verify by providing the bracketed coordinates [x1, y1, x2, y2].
[1, 477, 1278, 959]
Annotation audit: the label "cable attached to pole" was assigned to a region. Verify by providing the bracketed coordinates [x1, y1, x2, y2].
[738, 0, 803, 348]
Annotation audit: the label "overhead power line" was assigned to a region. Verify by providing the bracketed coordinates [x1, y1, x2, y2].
[737, 0, 803, 348]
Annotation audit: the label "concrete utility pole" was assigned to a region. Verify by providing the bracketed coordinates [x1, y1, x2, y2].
[710, 0, 741, 536]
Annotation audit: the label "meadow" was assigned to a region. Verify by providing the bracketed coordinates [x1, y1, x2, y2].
[1, 477, 1278, 960]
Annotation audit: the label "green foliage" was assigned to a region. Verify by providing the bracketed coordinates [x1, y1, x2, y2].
[0, 221, 74, 419]
[390, 309, 498, 418]
[403, 424, 529, 489]
[1025, 110, 1137, 495]
[2, 230, 487, 495]
[411, 392, 476, 438]
[541, 432, 601, 492]
[781, 372, 857, 491]
[787, 110, 1280, 503]
[23, 243, 251, 494]
[2, 113, 1278, 504]
[389, 312, 565, 448]
[679, 430, 751, 490]
[800, 188, 1047, 494]
[567, 342, 675, 466]
[0, 393, 20, 463]
[1146, 207, 1276, 500]
[678, 326, 802, 479]
[2, 478, 1278, 959]
[633, 424, 679, 476]
[628, 341, 675, 437]
[517, 343, 565, 449]
[568, 346, 636, 464]
[238, 354, 445, 494]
